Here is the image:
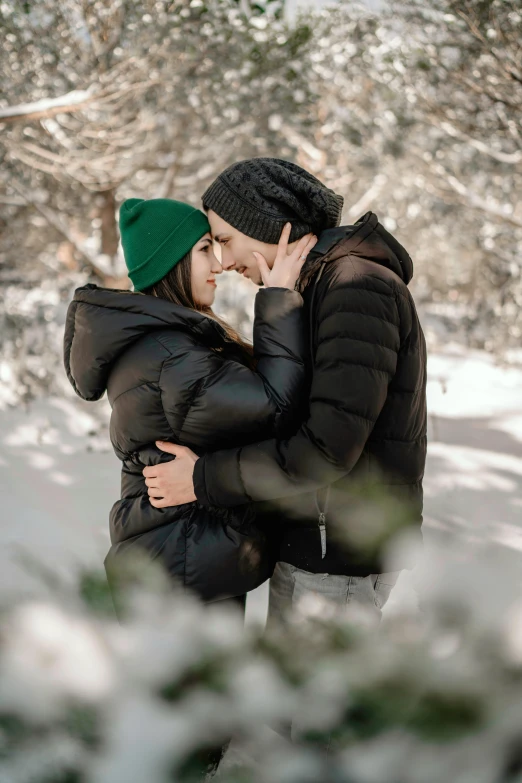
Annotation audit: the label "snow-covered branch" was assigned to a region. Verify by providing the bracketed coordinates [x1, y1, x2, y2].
[428, 160, 522, 230]
[433, 120, 522, 166]
[0, 89, 96, 123]
[9, 180, 111, 281]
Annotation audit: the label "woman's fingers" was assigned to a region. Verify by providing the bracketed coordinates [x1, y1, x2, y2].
[289, 234, 318, 274]
[292, 236, 318, 279]
[273, 230, 316, 269]
[292, 233, 317, 262]
[275, 222, 292, 260]
[303, 234, 318, 257]
[265, 227, 318, 288]
[293, 233, 313, 259]
[253, 251, 271, 286]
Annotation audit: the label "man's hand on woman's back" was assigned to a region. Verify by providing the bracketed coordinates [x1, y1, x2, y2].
[143, 442, 198, 507]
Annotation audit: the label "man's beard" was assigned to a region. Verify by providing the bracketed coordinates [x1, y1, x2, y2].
[237, 268, 263, 287]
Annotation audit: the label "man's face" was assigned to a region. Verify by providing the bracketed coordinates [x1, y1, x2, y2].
[207, 209, 278, 286]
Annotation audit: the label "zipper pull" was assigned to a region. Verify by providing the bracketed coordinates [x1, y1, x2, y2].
[318, 512, 327, 559]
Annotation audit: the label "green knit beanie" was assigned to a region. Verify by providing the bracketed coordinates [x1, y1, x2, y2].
[119, 198, 211, 291]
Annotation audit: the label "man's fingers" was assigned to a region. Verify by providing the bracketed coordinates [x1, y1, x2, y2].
[149, 496, 167, 509]
[156, 440, 185, 456]
[144, 477, 160, 489]
[142, 466, 158, 478]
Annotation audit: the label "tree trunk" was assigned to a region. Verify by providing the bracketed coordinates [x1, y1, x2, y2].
[99, 189, 119, 258]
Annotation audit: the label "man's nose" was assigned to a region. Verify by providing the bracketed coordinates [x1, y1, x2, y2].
[220, 252, 236, 271]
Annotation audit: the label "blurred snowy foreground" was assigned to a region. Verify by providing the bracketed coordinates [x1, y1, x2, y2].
[0, 338, 521, 625]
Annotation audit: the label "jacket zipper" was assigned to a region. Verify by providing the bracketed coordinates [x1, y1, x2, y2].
[315, 486, 330, 559]
[309, 262, 330, 560]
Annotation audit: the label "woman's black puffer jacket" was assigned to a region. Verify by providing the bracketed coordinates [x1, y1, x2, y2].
[63, 284, 307, 601]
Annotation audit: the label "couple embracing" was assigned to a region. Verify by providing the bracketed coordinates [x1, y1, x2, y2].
[64, 157, 427, 627]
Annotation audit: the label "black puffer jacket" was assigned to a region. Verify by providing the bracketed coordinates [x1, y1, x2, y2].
[194, 212, 428, 576]
[63, 284, 307, 601]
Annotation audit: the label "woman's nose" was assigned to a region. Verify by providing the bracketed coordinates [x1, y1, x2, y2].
[211, 254, 223, 274]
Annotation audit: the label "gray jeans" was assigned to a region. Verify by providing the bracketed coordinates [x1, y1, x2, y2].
[266, 562, 401, 749]
[267, 561, 401, 631]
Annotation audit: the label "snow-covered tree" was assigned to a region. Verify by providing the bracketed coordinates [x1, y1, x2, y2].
[1, 0, 520, 409]
[2, 544, 522, 783]
[286, 0, 521, 352]
[383, 0, 522, 350]
[0, 0, 314, 404]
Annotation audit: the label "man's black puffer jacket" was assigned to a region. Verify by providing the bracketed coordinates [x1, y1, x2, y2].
[63, 284, 307, 601]
[194, 213, 428, 576]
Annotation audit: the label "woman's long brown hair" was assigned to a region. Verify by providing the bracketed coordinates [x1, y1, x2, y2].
[142, 250, 254, 362]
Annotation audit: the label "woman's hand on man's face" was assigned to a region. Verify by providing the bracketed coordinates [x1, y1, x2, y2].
[143, 442, 198, 507]
[253, 223, 318, 290]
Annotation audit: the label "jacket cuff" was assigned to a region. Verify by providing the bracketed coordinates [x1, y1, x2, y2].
[255, 287, 303, 313]
[194, 448, 250, 508]
[193, 456, 211, 507]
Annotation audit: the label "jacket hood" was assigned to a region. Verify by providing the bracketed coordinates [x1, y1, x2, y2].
[64, 284, 227, 401]
[306, 211, 414, 286]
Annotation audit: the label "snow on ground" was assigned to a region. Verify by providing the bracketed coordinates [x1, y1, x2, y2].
[0, 395, 116, 601]
[1, 340, 521, 624]
[387, 343, 522, 617]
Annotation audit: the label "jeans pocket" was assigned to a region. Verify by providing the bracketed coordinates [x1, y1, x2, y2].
[373, 570, 401, 610]
[375, 570, 402, 587]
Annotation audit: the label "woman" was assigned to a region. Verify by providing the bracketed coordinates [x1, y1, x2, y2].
[64, 197, 316, 611]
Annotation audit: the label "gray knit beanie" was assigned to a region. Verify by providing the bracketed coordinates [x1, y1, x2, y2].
[202, 158, 344, 244]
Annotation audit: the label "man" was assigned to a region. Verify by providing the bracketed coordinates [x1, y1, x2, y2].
[143, 158, 427, 625]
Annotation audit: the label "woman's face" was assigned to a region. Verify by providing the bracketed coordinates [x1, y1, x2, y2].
[191, 232, 222, 306]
